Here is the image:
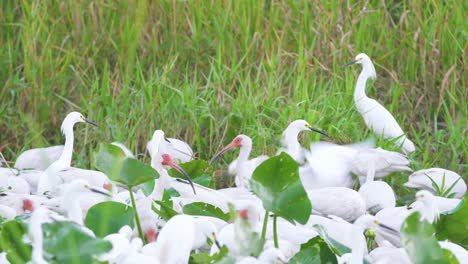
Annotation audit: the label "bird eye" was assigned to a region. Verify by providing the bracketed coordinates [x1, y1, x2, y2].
[80, 115, 85, 119]
[7, 186, 12, 190]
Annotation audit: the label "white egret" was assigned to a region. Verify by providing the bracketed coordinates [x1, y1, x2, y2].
[37, 112, 98, 196]
[277, 119, 328, 164]
[347, 53, 415, 154]
[351, 147, 412, 184]
[409, 192, 461, 214]
[147, 129, 194, 164]
[210, 134, 268, 188]
[413, 190, 440, 223]
[439, 241, 468, 263]
[237, 248, 288, 264]
[307, 187, 366, 222]
[405, 168, 466, 198]
[15, 145, 64, 170]
[300, 141, 372, 189]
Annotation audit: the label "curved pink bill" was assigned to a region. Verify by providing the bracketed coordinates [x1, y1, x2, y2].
[162, 154, 196, 195]
[209, 141, 239, 165]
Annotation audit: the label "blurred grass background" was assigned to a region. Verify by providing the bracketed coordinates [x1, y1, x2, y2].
[0, 0, 466, 181]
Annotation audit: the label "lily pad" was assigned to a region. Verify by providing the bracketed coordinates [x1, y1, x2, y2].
[93, 143, 159, 186]
[435, 197, 468, 249]
[401, 212, 456, 264]
[182, 202, 230, 221]
[43, 221, 112, 264]
[250, 152, 312, 225]
[85, 201, 135, 237]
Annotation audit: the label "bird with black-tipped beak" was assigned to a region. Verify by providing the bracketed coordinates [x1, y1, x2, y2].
[346, 53, 415, 154]
[277, 119, 328, 164]
[36, 112, 99, 196]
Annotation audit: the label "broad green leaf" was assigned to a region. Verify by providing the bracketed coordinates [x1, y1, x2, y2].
[401, 212, 455, 264]
[314, 225, 350, 256]
[152, 189, 180, 221]
[250, 153, 311, 224]
[0, 220, 31, 264]
[289, 236, 337, 264]
[168, 160, 215, 188]
[85, 201, 135, 237]
[93, 143, 159, 186]
[43, 221, 112, 264]
[189, 245, 230, 264]
[436, 197, 468, 249]
[182, 202, 230, 221]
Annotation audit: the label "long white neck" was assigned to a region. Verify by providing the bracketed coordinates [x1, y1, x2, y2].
[421, 197, 440, 223]
[354, 70, 370, 104]
[59, 125, 75, 167]
[349, 226, 365, 264]
[282, 128, 302, 162]
[150, 166, 171, 201]
[236, 143, 252, 186]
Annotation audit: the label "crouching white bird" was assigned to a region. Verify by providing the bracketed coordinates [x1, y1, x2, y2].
[15, 145, 64, 171]
[147, 129, 194, 164]
[405, 168, 466, 198]
[307, 187, 366, 222]
[352, 147, 412, 183]
[346, 53, 415, 154]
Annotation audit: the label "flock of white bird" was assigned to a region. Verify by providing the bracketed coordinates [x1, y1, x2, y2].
[0, 53, 466, 264]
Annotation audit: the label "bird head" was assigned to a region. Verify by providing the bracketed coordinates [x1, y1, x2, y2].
[288, 120, 329, 137]
[209, 134, 251, 164]
[161, 153, 196, 194]
[346, 53, 376, 80]
[61, 112, 97, 135]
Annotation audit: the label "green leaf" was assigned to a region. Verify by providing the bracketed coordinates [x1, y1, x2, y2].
[189, 245, 230, 264]
[43, 221, 112, 264]
[0, 220, 31, 264]
[84, 201, 135, 237]
[168, 160, 215, 188]
[250, 152, 312, 225]
[435, 197, 468, 249]
[289, 236, 337, 264]
[93, 143, 159, 186]
[182, 202, 230, 221]
[401, 212, 455, 264]
[313, 225, 350, 256]
[152, 189, 180, 221]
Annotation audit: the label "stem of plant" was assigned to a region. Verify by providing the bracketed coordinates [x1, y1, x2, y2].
[129, 186, 145, 243]
[261, 210, 268, 240]
[273, 215, 278, 248]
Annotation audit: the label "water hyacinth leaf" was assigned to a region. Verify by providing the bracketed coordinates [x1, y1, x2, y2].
[0, 220, 32, 264]
[182, 202, 230, 221]
[152, 189, 180, 221]
[85, 201, 135, 237]
[93, 143, 159, 186]
[289, 236, 337, 264]
[401, 212, 455, 264]
[168, 160, 215, 188]
[43, 221, 112, 263]
[435, 197, 468, 249]
[313, 225, 350, 256]
[250, 152, 312, 225]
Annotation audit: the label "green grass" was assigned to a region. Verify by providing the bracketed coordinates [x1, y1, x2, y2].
[0, 0, 466, 192]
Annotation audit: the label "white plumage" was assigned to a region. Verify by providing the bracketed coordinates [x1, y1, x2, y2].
[405, 168, 466, 198]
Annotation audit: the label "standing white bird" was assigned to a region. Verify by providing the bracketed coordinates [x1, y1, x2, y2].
[210, 135, 268, 188]
[36, 112, 98, 196]
[347, 53, 415, 154]
[277, 119, 328, 164]
[405, 168, 466, 198]
[147, 129, 194, 164]
[306, 187, 366, 222]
